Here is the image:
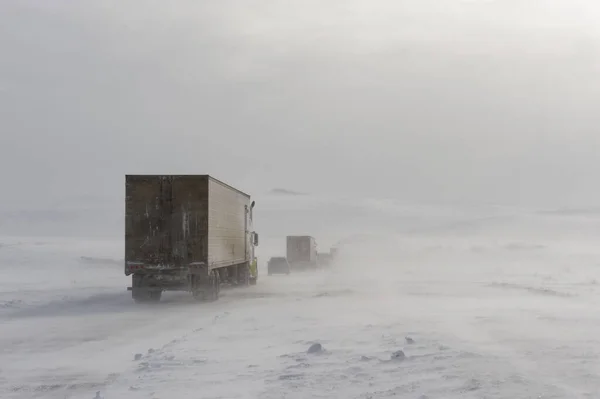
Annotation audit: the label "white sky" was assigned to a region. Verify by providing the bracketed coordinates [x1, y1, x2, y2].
[2, 0, 600, 209]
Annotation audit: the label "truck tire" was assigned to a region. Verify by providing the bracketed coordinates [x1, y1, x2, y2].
[149, 290, 162, 301]
[204, 270, 219, 301]
[192, 275, 205, 301]
[132, 289, 145, 303]
[132, 274, 162, 303]
[132, 288, 162, 303]
[215, 270, 221, 296]
[191, 279, 202, 301]
[238, 264, 250, 286]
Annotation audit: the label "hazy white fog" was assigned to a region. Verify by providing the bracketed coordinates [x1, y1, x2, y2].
[3, 4, 600, 396]
[2, 0, 600, 217]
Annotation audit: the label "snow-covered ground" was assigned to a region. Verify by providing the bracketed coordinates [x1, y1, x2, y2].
[2, 196, 600, 398]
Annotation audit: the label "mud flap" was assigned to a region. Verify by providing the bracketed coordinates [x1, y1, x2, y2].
[191, 269, 219, 302]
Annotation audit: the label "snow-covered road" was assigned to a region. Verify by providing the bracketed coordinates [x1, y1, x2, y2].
[2, 210, 600, 398]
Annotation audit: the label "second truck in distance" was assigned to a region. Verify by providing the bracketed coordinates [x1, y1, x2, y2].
[286, 235, 318, 271]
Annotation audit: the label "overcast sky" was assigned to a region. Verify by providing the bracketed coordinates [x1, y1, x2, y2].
[2, 0, 600, 209]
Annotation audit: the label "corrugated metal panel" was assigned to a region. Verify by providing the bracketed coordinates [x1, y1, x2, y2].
[207, 177, 251, 268]
[125, 175, 173, 267]
[170, 175, 209, 265]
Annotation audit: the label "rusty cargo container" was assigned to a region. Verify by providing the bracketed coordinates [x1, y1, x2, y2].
[286, 235, 317, 270]
[125, 175, 258, 303]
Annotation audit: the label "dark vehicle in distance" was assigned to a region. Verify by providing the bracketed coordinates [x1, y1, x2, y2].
[267, 257, 290, 275]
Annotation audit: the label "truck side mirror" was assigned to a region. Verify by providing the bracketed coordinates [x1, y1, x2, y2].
[253, 232, 259, 246]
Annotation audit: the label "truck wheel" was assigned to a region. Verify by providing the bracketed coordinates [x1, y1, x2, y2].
[192, 282, 202, 301]
[238, 264, 250, 286]
[214, 270, 221, 300]
[132, 289, 146, 303]
[148, 290, 162, 302]
[191, 275, 206, 301]
[203, 270, 219, 301]
[132, 288, 161, 303]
